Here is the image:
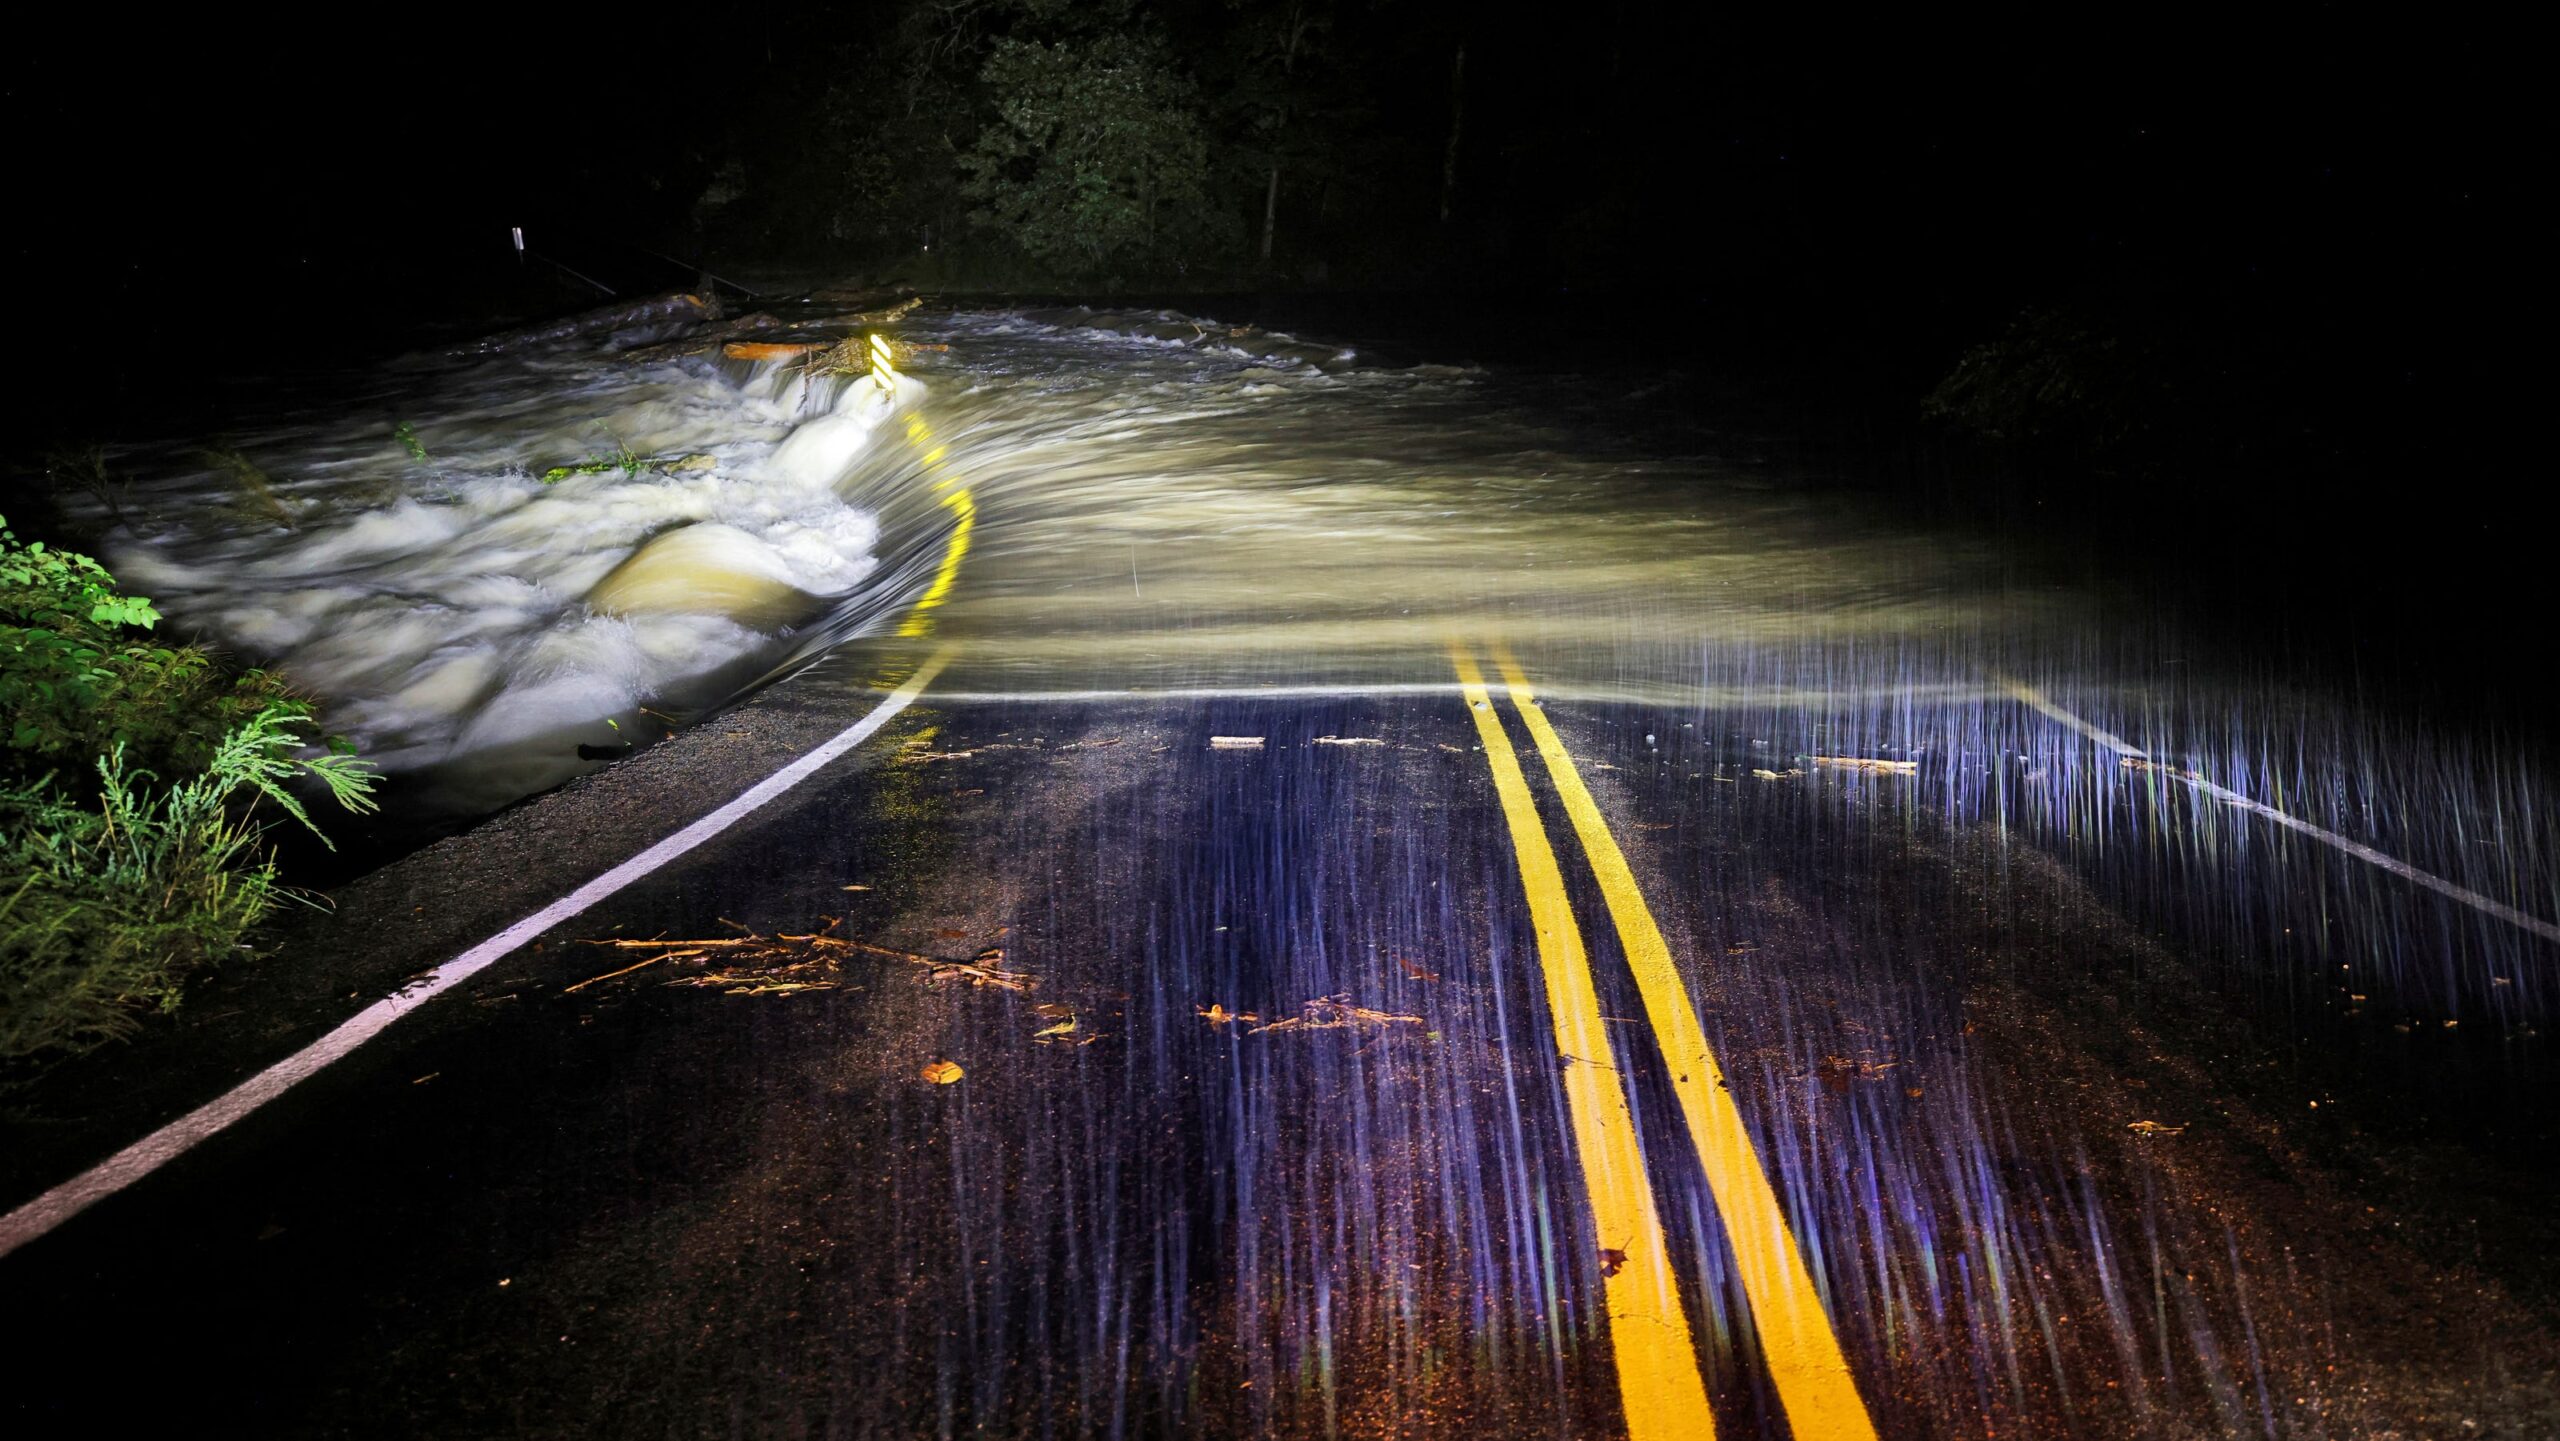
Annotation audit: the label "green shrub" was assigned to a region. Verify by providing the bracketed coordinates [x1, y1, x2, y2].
[1, 517, 378, 1065]
[0, 708, 377, 1063]
[957, 34, 1225, 276]
[1, 511, 299, 791]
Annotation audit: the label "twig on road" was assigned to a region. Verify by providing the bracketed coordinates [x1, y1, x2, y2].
[564, 954, 672, 992]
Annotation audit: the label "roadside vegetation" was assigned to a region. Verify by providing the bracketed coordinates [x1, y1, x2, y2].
[1, 512, 375, 1067]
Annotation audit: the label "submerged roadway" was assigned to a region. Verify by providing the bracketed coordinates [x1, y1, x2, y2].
[4, 307, 2556, 1438]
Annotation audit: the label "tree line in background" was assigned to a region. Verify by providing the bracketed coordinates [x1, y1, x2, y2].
[678, 0, 1485, 286]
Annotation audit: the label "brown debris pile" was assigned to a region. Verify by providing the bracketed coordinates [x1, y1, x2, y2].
[569, 919, 1035, 997]
[616, 311, 796, 363]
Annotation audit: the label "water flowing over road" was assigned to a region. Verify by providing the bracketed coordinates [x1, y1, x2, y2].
[9, 298, 2557, 1438]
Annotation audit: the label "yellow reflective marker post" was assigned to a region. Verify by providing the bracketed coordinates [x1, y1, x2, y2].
[1451, 644, 1717, 1441]
[1491, 646, 1878, 1441]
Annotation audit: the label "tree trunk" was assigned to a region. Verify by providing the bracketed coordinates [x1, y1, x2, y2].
[1440, 45, 1466, 224]
[1260, 3, 1308, 271]
[1261, 164, 1282, 264]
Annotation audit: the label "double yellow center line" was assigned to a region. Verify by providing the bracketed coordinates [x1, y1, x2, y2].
[878, 356, 976, 642]
[1452, 643, 1876, 1441]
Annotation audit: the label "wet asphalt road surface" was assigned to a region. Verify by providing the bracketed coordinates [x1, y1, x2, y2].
[5, 647, 2558, 1439]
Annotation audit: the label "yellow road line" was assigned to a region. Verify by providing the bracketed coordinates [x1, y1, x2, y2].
[1492, 647, 1878, 1441]
[890, 400, 975, 639]
[1450, 644, 1716, 1441]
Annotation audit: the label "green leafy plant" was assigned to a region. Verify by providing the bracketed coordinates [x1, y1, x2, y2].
[2, 518, 379, 1065]
[0, 514, 159, 630]
[2, 513, 293, 789]
[1, 708, 376, 1063]
[540, 425, 671, 483]
[394, 421, 429, 461]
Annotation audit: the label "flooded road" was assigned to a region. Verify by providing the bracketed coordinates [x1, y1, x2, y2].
[92, 304, 2024, 810]
[8, 299, 2557, 1437]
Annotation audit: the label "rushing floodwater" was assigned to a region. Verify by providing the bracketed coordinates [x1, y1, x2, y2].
[94, 303, 2029, 812]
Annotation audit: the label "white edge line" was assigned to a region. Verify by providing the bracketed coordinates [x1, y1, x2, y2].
[2149, 762, 2560, 945]
[0, 650, 952, 1262]
[2003, 678, 2150, 758]
[2002, 676, 2560, 947]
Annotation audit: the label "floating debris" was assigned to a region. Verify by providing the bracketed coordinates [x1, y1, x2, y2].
[859, 296, 926, 326]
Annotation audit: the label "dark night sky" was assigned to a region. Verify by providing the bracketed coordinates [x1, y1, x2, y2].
[10, 7, 2539, 488]
[17, 15, 2528, 289]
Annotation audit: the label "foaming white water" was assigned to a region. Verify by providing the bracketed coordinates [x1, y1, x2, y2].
[96, 299, 2020, 817]
[102, 348, 897, 811]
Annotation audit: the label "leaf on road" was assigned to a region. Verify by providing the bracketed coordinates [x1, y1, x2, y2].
[2126, 1119, 2186, 1135]
[922, 1061, 965, 1085]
